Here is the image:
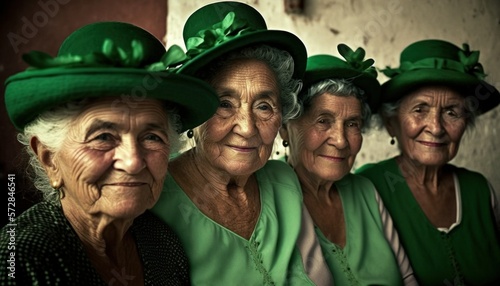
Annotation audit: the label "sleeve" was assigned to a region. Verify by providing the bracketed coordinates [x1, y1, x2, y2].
[374, 189, 419, 286]
[488, 181, 500, 231]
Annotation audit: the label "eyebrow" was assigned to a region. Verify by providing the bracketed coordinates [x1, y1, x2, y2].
[217, 88, 278, 100]
[84, 120, 117, 140]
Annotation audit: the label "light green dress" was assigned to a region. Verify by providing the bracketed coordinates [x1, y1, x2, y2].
[314, 173, 405, 286]
[151, 160, 317, 285]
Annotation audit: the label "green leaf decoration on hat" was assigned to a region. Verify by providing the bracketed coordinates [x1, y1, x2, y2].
[337, 44, 377, 78]
[185, 11, 256, 58]
[22, 39, 189, 72]
[382, 43, 486, 80]
[146, 45, 189, 71]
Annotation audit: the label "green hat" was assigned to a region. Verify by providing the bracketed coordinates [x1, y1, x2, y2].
[303, 44, 381, 112]
[4, 21, 219, 131]
[177, 1, 307, 79]
[381, 39, 500, 114]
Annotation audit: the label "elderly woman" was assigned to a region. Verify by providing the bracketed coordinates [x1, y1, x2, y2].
[356, 39, 500, 285]
[0, 22, 219, 285]
[150, 2, 330, 285]
[280, 45, 417, 285]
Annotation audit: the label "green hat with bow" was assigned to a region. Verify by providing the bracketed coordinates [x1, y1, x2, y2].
[177, 1, 307, 79]
[381, 39, 500, 114]
[303, 44, 381, 112]
[4, 21, 219, 131]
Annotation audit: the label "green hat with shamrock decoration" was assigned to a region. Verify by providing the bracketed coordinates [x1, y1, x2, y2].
[381, 39, 500, 114]
[303, 44, 381, 112]
[177, 1, 307, 79]
[4, 21, 219, 131]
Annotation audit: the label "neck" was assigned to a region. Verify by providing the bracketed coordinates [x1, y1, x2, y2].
[61, 200, 133, 261]
[294, 164, 337, 204]
[396, 154, 446, 191]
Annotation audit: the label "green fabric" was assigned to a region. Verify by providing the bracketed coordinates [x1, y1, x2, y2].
[4, 21, 219, 131]
[314, 173, 403, 286]
[303, 45, 380, 112]
[177, 1, 307, 78]
[151, 160, 315, 285]
[380, 39, 499, 114]
[356, 158, 500, 285]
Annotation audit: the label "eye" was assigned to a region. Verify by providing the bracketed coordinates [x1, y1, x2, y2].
[93, 133, 114, 141]
[346, 121, 360, 128]
[219, 100, 232, 109]
[144, 133, 164, 142]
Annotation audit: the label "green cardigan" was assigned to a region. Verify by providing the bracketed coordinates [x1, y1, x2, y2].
[357, 157, 500, 286]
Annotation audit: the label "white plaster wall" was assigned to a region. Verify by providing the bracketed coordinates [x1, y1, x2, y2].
[166, 0, 500, 192]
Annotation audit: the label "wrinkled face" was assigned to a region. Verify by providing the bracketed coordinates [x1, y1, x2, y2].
[196, 58, 282, 176]
[387, 86, 467, 167]
[56, 97, 171, 219]
[286, 93, 363, 182]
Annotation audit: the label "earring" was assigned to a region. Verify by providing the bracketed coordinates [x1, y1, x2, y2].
[51, 180, 60, 189]
[187, 129, 194, 139]
[390, 137, 395, 145]
[282, 140, 289, 162]
[282, 140, 289, 147]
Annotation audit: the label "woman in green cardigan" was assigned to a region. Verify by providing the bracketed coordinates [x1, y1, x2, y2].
[356, 39, 500, 286]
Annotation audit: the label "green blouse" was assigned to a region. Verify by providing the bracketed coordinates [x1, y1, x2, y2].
[357, 157, 500, 285]
[314, 173, 404, 286]
[151, 160, 316, 285]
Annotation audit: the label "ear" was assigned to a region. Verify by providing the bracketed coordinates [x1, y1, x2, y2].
[381, 113, 396, 137]
[30, 137, 62, 186]
[279, 124, 289, 142]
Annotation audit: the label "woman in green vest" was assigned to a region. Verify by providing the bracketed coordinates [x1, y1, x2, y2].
[356, 39, 500, 285]
[280, 44, 417, 285]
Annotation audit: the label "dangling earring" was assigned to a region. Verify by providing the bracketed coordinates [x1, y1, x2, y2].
[390, 137, 395, 145]
[187, 129, 194, 139]
[282, 140, 289, 162]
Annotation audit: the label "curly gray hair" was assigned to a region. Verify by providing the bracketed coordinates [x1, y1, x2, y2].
[18, 99, 182, 205]
[196, 44, 302, 124]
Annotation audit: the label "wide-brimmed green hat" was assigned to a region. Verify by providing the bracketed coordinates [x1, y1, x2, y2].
[4, 21, 219, 131]
[303, 44, 381, 112]
[381, 39, 500, 114]
[177, 1, 307, 79]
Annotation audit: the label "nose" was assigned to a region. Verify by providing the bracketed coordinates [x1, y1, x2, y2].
[232, 108, 257, 137]
[426, 110, 445, 136]
[113, 137, 146, 174]
[327, 124, 348, 150]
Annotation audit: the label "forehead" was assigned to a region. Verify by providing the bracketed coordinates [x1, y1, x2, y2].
[307, 92, 362, 113]
[74, 97, 168, 124]
[211, 58, 279, 92]
[402, 86, 465, 105]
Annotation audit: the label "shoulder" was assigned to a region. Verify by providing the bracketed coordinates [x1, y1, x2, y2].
[355, 157, 396, 176]
[257, 160, 300, 186]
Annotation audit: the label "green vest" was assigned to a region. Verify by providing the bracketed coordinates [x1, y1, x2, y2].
[357, 158, 500, 286]
[315, 173, 403, 286]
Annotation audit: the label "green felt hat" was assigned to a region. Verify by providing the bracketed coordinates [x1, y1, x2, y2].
[303, 44, 381, 112]
[4, 21, 219, 131]
[381, 39, 500, 114]
[178, 1, 307, 79]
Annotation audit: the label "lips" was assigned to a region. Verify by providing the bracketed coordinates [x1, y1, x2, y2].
[418, 141, 447, 147]
[228, 144, 257, 152]
[319, 155, 345, 162]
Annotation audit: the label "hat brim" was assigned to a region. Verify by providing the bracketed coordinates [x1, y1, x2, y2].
[381, 69, 500, 114]
[178, 30, 307, 79]
[304, 68, 381, 112]
[5, 68, 219, 131]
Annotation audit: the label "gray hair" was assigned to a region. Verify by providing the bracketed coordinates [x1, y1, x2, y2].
[196, 44, 302, 123]
[297, 78, 372, 131]
[18, 98, 182, 205]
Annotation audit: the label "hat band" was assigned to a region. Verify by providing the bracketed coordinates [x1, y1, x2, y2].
[21, 39, 188, 72]
[185, 11, 256, 59]
[382, 57, 486, 80]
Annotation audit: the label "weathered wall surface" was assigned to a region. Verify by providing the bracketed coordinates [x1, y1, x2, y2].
[167, 0, 500, 191]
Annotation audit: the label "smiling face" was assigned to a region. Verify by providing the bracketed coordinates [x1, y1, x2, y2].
[196, 58, 282, 176]
[284, 92, 363, 183]
[386, 86, 467, 167]
[52, 97, 172, 219]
